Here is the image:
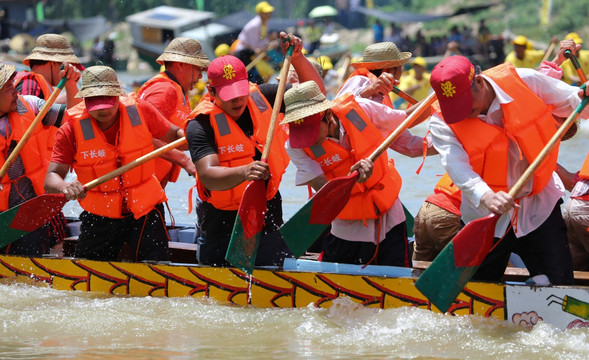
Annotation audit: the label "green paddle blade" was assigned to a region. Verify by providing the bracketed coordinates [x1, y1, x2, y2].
[0, 194, 67, 248]
[415, 213, 498, 313]
[226, 214, 261, 274]
[414, 241, 479, 313]
[403, 203, 414, 237]
[280, 199, 330, 258]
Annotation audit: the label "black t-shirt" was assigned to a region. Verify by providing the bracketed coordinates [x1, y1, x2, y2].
[186, 83, 291, 241]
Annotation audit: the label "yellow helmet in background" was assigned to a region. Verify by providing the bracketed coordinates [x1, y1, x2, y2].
[214, 43, 230, 58]
[566, 32, 583, 44]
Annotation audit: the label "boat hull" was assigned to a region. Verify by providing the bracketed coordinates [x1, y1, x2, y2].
[2, 254, 589, 330]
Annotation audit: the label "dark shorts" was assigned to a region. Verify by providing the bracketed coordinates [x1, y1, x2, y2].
[473, 200, 574, 285]
[75, 203, 169, 262]
[196, 230, 292, 267]
[322, 221, 412, 267]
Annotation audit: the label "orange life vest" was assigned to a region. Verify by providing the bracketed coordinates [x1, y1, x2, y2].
[13, 71, 57, 162]
[137, 72, 191, 184]
[436, 63, 558, 195]
[303, 93, 402, 221]
[68, 94, 165, 219]
[433, 172, 462, 202]
[0, 96, 49, 211]
[340, 67, 394, 108]
[188, 83, 290, 211]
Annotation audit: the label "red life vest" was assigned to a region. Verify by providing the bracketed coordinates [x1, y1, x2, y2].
[0, 96, 49, 210]
[137, 72, 192, 185]
[14, 71, 58, 162]
[188, 83, 290, 211]
[436, 63, 558, 196]
[303, 93, 402, 221]
[68, 94, 165, 219]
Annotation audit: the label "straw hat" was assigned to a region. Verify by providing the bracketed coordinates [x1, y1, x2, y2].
[0, 63, 16, 88]
[351, 42, 411, 70]
[281, 81, 335, 125]
[75, 65, 125, 98]
[307, 58, 323, 75]
[23, 33, 80, 66]
[156, 37, 210, 68]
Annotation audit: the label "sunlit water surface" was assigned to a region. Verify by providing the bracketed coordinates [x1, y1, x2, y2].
[21, 83, 589, 359]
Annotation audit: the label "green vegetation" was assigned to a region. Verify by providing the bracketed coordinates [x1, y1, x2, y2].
[42, 0, 589, 43]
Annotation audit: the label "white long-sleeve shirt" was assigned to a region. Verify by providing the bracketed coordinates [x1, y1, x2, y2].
[286, 75, 415, 243]
[429, 67, 589, 237]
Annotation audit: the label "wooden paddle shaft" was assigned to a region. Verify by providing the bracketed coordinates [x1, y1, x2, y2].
[541, 40, 557, 63]
[368, 92, 436, 162]
[0, 77, 67, 179]
[83, 137, 187, 191]
[245, 51, 267, 72]
[392, 86, 418, 105]
[508, 96, 589, 198]
[337, 55, 351, 85]
[260, 49, 293, 162]
[564, 50, 588, 83]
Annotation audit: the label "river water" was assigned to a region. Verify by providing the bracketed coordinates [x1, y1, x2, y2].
[5, 85, 589, 358]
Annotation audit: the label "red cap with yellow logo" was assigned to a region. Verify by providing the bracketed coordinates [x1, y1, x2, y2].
[208, 55, 249, 101]
[430, 56, 475, 124]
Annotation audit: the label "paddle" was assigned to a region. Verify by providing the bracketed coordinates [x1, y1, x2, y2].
[391, 86, 418, 105]
[0, 137, 187, 247]
[245, 51, 268, 72]
[225, 44, 294, 274]
[541, 38, 558, 63]
[564, 49, 588, 83]
[281, 92, 437, 258]
[0, 75, 67, 180]
[415, 91, 589, 313]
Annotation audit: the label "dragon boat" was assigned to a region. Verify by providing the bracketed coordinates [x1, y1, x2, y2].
[1, 225, 589, 331]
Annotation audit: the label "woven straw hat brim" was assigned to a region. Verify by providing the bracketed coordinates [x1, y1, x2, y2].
[0, 64, 16, 88]
[75, 84, 125, 98]
[23, 50, 80, 66]
[281, 99, 335, 125]
[350, 52, 412, 69]
[156, 52, 210, 67]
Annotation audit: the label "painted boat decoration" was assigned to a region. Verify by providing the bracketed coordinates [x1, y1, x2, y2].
[1, 253, 589, 331]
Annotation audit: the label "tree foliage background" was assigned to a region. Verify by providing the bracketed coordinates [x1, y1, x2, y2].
[42, 0, 589, 43]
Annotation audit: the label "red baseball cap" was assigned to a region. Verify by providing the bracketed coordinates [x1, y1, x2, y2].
[430, 56, 475, 124]
[289, 112, 323, 149]
[208, 55, 249, 101]
[85, 96, 118, 112]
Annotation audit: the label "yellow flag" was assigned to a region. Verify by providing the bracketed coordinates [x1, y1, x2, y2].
[540, 0, 553, 26]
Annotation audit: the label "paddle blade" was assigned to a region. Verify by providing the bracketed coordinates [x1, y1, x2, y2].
[226, 214, 261, 274]
[280, 172, 358, 258]
[225, 180, 266, 273]
[414, 213, 499, 313]
[0, 194, 67, 247]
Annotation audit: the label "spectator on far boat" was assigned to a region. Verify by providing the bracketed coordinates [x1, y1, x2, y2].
[306, 19, 322, 55]
[428, 55, 589, 285]
[504, 35, 544, 69]
[282, 81, 410, 267]
[344, 42, 436, 158]
[44, 65, 187, 262]
[234, 1, 275, 84]
[185, 33, 324, 267]
[0, 62, 80, 256]
[373, 20, 384, 43]
[137, 37, 207, 192]
[560, 32, 589, 85]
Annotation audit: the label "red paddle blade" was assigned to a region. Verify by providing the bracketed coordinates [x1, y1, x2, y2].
[415, 213, 499, 313]
[225, 180, 266, 273]
[310, 172, 359, 224]
[280, 172, 358, 258]
[0, 194, 67, 247]
[452, 213, 499, 267]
